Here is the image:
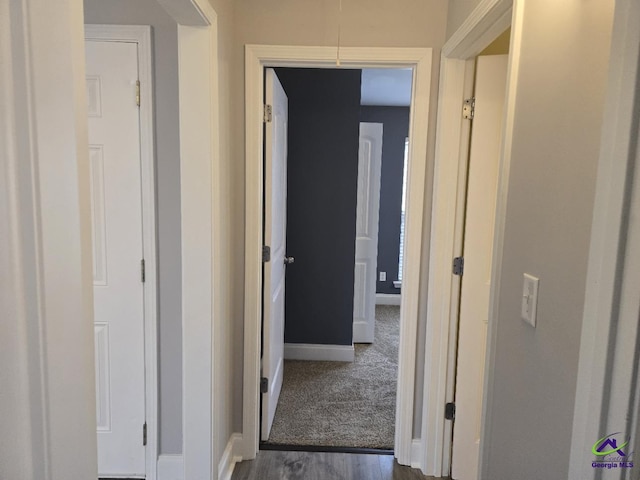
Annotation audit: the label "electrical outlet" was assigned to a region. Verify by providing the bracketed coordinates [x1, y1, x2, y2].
[521, 273, 539, 327]
[379, 271, 387, 282]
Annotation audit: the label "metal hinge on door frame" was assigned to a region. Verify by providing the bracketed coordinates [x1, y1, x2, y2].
[136, 80, 141, 107]
[260, 377, 269, 394]
[263, 104, 272, 123]
[462, 97, 475, 120]
[445, 402, 456, 420]
[141, 259, 146, 282]
[453, 256, 464, 276]
[262, 246, 271, 263]
[143, 422, 147, 446]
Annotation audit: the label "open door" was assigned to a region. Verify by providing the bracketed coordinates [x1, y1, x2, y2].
[261, 68, 289, 440]
[451, 55, 508, 479]
[352, 122, 384, 343]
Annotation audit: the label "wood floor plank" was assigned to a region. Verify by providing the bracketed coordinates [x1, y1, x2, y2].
[230, 451, 445, 480]
[345, 453, 383, 480]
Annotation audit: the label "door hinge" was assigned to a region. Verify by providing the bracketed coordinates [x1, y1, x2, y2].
[262, 246, 271, 263]
[453, 256, 464, 276]
[136, 80, 141, 107]
[462, 97, 475, 120]
[143, 422, 147, 446]
[263, 104, 272, 123]
[260, 377, 269, 394]
[445, 402, 456, 420]
[141, 259, 146, 282]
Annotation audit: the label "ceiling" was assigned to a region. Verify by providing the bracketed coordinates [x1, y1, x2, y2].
[360, 68, 413, 107]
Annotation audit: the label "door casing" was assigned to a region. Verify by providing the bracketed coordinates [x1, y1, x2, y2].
[243, 45, 433, 467]
[424, 0, 517, 476]
[84, 24, 158, 480]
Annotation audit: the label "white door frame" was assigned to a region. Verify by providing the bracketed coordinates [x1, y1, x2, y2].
[421, 0, 517, 476]
[242, 45, 433, 464]
[568, 0, 640, 477]
[158, 0, 219, 478]
[3, 0, 220, 478]
[84, 25, 158, 479]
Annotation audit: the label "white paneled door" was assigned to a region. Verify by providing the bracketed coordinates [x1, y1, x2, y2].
[451, 54, 508, 480]
[352, 123, 384, 343]
[86, 40, 146, 477]
[261, 68, 289, 440]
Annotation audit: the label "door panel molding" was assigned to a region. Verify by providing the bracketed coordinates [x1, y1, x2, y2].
[84, 25, 158, 480]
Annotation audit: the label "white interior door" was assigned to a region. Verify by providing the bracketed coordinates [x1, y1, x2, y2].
[451, 54, 508, 480]
[261, 68, 288, 440]
[86, 40, 146, 477]
[352, 123, 384, 343]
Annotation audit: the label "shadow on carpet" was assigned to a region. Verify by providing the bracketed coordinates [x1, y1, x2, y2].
[265, 305, 399, 449]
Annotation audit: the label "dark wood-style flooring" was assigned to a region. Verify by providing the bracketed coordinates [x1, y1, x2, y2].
[231, 450, 447, 480]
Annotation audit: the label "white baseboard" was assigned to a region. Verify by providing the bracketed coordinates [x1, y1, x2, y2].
[376, 293, 402, 305]
[157, 454, 184, 480]
[218, 433, 243, 480]
[284, 343, 355, 362]
[410, 438, 422, 470]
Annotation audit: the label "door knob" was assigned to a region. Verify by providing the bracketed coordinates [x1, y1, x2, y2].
[284, 256, 295, 265]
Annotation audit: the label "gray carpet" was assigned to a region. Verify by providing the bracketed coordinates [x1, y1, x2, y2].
[265, 305, 399, 449]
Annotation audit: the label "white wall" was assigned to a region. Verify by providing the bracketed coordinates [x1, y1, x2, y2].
[83, 0, 184, 454]
[476, 0, 615, 478]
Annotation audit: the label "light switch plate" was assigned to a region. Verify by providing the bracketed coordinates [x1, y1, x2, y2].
[379, 271, 387, 282]
[521, 273, 539, 327]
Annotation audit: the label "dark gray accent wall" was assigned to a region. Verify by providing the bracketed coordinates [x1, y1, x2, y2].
[275, 68, 362, 346]
[360, 106, 410, 294]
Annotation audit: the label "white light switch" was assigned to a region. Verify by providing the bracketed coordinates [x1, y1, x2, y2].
[521, 273, 539, 327]
[379, 271, 387, 282]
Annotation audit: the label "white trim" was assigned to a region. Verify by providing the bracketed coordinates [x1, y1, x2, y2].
[478, 4, 523, 479]
[568, 0, 640, 478]
[243, 45, 433, 464]
[410, 439, 423, 469]
[284, 343, 355, 362]
[218, 434, 243, 480]
[157, 455, 184, 480]
[421, 0, 516, 476]
[1, 0, 97, 476]
[175, 1, 218, 479]
[375, 293, 402, 305]
[84, 25, 159, 480]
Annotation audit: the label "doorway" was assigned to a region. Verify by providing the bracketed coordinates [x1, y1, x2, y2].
[449, 30, 510, 480]
[84, 25, 158, 479]
[242, 46, 434, 465]
[421, 1, 518, 476]
[259, 67, 412, 451]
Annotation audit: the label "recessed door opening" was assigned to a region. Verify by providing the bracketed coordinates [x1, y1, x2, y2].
[259, 66, 413, 454]
[85, 26, 158, 480]
[448, 27, 511, 480]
